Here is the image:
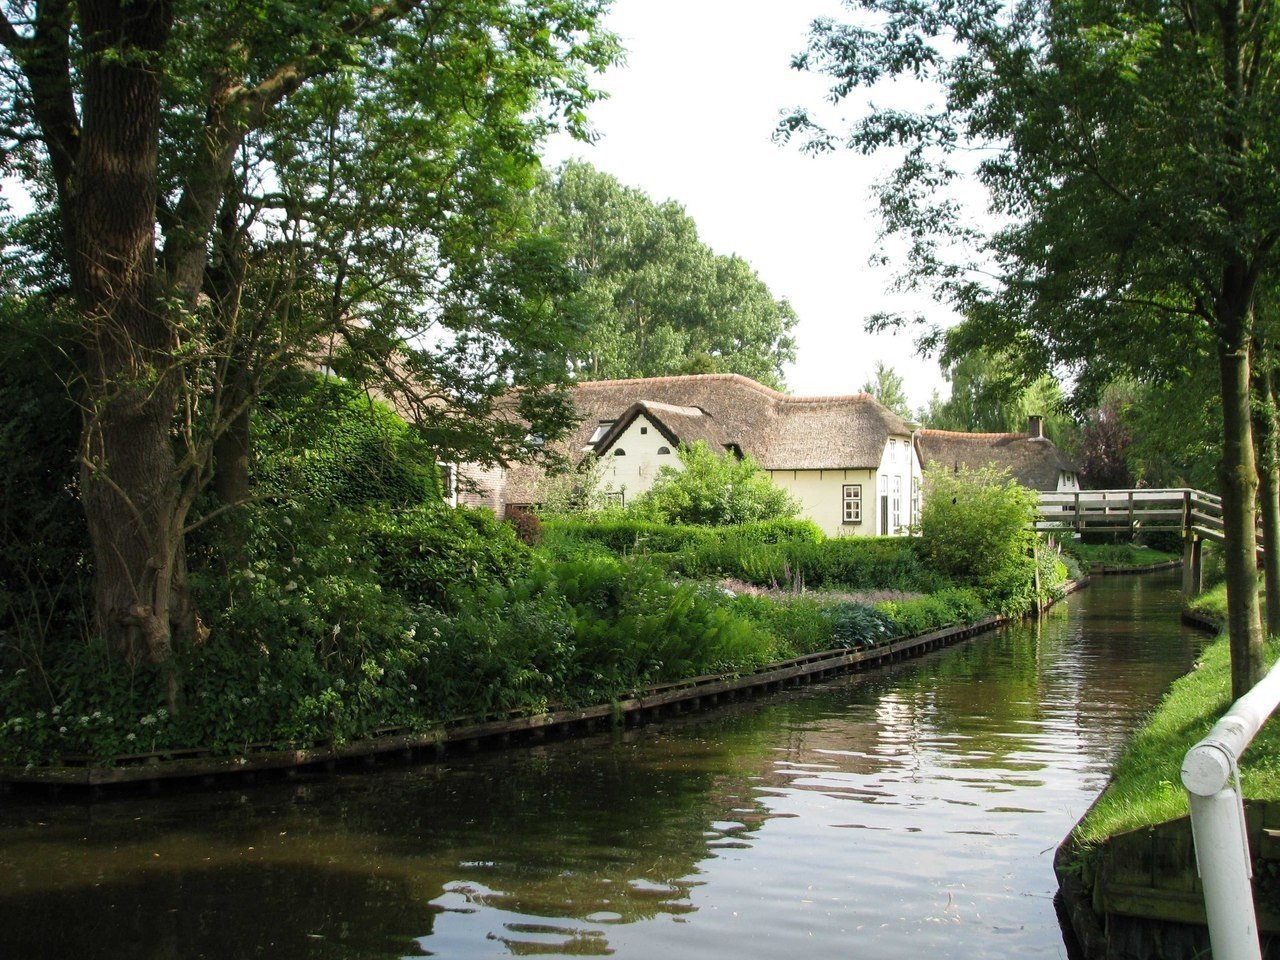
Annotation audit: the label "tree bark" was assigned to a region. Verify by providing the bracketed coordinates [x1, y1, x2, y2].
[69, 0, 184, 668]
[1218, 317, 1266, 700]
[1253, 361, 1280, 639]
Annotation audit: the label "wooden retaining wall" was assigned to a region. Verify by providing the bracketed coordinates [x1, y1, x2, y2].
[0, 579, 1088, 797]
[1058, 802, 1280, 960]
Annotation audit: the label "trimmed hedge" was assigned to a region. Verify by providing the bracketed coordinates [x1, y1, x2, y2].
[539, 517, 824, 556]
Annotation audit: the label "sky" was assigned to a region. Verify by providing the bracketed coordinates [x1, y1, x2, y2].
[541, 0, 966, 410]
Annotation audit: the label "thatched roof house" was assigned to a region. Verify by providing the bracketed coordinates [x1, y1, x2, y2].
[500, 373, 922, 537]
[914, 417, 1080, 492]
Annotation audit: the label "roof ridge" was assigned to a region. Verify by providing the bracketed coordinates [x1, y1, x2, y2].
[918, 428, 1026, 439]
[574, 373, 883, 407]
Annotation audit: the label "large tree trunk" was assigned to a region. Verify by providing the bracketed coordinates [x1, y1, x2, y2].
[70, 0, 185, 669]
[1253, 362, 1280, 639]
[1219, 318, 1266, 699]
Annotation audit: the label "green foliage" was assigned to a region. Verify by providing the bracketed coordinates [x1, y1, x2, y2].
[254, 373, 441, 509]
[539, 516, 823, 557]
[859, 361, 911, 419]
[416, 557, 781, 717]
[668, 536, 945, 593]
[875, 588, 989, 637]
[827, 602, 897, 649]
[921, 464, 1039, 586]
[363, 503, 532, 609]
[628, 442, 801, 526]
[724, 593, 835, 659]
[532, 161, 797, 388]
[0, 299, 90, 664]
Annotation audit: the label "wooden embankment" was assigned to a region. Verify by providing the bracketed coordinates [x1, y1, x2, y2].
[0, 579, 1088, 796]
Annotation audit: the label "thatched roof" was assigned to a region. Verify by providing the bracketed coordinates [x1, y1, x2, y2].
[504, 373, 915, 504]
[915, 429, 1077, 491]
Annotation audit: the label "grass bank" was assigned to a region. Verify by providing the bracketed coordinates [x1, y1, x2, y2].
[1072, 628, 1280, 847]
[1066, 541, 1180, 571]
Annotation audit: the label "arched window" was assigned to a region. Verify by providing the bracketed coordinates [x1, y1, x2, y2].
[657, 446, 671, 455]
[614, 448, 626, 457]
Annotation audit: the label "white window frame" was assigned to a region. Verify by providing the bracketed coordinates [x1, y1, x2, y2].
[842, 484, 862, 524]
[604, 490, 625, 507]
[892, 476, 903, 532]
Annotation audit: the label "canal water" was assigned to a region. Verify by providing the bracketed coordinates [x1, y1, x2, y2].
[0, 571, 1207, 959]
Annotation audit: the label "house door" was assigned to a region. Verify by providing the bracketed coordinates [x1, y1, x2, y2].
[880, 495, 889, 535]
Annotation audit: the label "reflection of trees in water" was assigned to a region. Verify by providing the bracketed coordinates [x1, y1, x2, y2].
[0, 732, 779, 958]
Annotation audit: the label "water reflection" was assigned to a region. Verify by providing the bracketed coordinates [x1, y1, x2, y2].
[0, 572, 1205, 959]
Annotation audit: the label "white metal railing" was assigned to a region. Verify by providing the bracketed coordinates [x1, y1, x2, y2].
[1181, 659, 1280, 960]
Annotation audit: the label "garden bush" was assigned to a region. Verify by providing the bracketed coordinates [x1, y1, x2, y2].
[254, 371, 443, 508]
[628, 441, 800, 525]
[366, 502, 531, 608]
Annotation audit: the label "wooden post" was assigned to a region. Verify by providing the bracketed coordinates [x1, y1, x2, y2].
[1183, 535, 1204, 598]
[1128, 491, 1135, 539]
[1075, 491, 1082, 532]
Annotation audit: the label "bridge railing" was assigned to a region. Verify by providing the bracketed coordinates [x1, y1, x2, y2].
[1036, 488, 1225, 543]
[1181, 659, 1280, 960]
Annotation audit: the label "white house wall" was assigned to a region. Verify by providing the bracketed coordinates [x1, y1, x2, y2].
[599, 414, 679, 504]
[767, 469, 879, 538]
[874, 435, 923, 536]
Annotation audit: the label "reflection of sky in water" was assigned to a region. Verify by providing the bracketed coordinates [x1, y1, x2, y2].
[0, 573, 1206, 960]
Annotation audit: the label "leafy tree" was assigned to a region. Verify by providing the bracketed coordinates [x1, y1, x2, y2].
[859, 361, 911, 419]
[782, 0, 1280, 695]
[629, 442, 800, 526]
[532, 161, 798, 388]
[1076, 388, 1135, 490]
[0, 1, 617, 679]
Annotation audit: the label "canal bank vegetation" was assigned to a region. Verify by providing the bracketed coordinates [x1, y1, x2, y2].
[0, 380, 1068, 768]
[1071, 632, 1280, 849]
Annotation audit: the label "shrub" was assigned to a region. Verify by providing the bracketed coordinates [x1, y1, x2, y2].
[875, 587, 989, 636]
[364, 502, 531, 609]
[920, 465, 1044, 611]
[628, 441, 800, 525]
[507, 507, 543, 546]
[826, 602, 896, 648]
[254, 372, 442, 508]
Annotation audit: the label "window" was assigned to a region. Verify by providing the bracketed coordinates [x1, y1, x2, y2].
[911, 476, 921, 526]
[892, 477, 903, 532]
[613, 448, 626, 456]
[640, 426, 648, 435]
[588, 420, 615, 444]
[657, 446, 672, 455]
[889, 438, 897, 462]
[842, 484, 862, 524]
[604, 491, 625, 507]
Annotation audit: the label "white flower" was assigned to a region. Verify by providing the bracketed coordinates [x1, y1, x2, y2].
[125, 733, 136, 742]
[284, 581, 298, 592]
[58, 726, 67, 734]
[92, 711, 101, 720]
[51, 706, 60, 716]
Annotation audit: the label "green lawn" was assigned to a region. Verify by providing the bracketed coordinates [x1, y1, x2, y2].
[1071, 542, 1180, 570]
[1073, 629, 1280, 847]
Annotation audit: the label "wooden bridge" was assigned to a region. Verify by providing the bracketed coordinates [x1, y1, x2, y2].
[1035, 488, 1226, 594]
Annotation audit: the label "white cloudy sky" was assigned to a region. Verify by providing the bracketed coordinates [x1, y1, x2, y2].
[541, 0, 973, 409]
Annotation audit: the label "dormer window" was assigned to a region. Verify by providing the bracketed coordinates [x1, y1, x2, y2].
[588, 420, 615, 444]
